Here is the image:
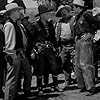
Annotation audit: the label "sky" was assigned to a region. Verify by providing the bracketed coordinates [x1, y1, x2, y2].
[7, 0, 38, 8]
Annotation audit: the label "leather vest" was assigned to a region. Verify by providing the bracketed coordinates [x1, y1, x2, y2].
[9, 19, 23, 49]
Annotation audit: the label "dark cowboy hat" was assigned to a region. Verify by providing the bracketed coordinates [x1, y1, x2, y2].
[35, 5, 52, 17]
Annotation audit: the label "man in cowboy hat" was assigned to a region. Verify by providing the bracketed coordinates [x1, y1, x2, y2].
[3, 3, 32, 100]
[55, 4, 75, 87]
[33, 5, 59, 93]
[73, 0, 100, 96]
[73, 0, 87, 16]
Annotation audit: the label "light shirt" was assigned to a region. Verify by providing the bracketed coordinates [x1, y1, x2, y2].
[55, 22, 72, 41]
[3, 21, 16, 54]
[60, 23, 71, 40]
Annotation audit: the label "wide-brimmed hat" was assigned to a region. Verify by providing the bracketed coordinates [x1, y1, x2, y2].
[35, 5, 52, 17]
[73, 0, 87, 7]
[92, 7, 100, 16]
[5, 3, 23, 15]
[56, 5, 71, 17]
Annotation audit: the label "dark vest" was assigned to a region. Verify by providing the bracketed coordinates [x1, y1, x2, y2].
[9, 18, 23, 49]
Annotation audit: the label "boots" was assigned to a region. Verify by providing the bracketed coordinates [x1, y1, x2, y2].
[52, 75, 63, 92]
[37, 76, 43, 94]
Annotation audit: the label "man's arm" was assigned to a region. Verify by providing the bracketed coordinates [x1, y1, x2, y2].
[83, 10, 100, 24]
[3, 22, 16, 51]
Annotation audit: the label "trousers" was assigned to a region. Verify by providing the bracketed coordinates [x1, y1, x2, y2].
[37, 48, 58, 87]
[20, 51, 32, 92]
[74, 33, 95, 90]
[4, 52, 20, 100]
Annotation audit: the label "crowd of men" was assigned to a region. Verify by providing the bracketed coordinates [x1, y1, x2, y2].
[0, 0, 100, 100]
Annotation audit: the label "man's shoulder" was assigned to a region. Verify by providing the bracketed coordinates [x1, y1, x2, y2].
[4, 20, 14, 28]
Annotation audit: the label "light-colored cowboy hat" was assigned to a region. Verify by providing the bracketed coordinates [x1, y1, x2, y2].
[73, 0, 87, 7]
[5, 3, 23, 15]
[56, 5, 71, 17]
[35, 5, 52, 17]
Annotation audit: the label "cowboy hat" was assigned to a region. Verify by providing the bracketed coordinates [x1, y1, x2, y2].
[35, 5, 52, 17]
[73, 0, 87, 7]
[5, 3, 23, 15]
[56, 5, 71, 17]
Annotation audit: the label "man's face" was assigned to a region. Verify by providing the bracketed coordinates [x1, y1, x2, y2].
[73, 5, 81, 15]
[60, 8, 69, 18]
[41, 12, 50, 21]
[12, 9, 23, 20]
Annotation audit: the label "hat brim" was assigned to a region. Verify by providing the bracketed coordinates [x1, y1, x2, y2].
[56, 6, 71, 17]
[73, 4, 88, 8]
[5, 6, 23, 15]
[21, 16, 29, 21]
[35, 9, 52, 17]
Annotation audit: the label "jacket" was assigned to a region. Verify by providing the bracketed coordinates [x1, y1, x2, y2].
[74, 10, 100, 39]
[33, 19, 58, 48]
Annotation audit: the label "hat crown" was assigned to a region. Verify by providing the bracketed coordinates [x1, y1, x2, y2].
[73, 0, 85, 7]
[38, 5, 49, 14]
[57, 5, 71, 11]
[56, 5, 71, 17]
[5, 3, 19, 11]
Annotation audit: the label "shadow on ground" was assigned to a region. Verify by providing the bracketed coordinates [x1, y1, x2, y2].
[17, 92, 61, 100]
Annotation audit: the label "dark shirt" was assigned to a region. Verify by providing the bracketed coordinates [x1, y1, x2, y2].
[74, 10, 100, 38]
[33, 19, 57, 48]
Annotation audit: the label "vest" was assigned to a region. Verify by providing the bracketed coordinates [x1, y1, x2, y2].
[9, 19, 23, 49]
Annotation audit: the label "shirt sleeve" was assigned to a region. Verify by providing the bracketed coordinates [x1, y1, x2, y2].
[3, 22, 16, 51]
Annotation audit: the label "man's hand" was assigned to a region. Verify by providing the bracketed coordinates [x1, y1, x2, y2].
[5, 55, 13, 66]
